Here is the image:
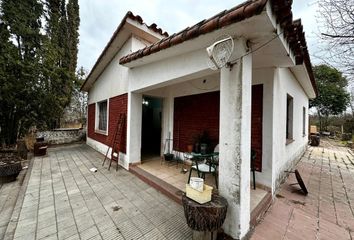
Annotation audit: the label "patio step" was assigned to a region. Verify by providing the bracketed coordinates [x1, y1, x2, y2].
[130, 164, 273, 229]
[129, 165, 183, 205]
[250, 190, 272, 227]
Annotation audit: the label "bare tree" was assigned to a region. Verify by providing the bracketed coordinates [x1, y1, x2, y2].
[318, 0, 354, 76]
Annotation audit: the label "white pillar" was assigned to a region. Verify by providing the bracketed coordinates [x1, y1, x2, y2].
[127, 92, 142, 166]
[219, 52, 252, 239]
[161, 93, 174, 155]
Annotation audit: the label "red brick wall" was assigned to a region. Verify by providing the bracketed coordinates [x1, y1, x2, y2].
[173, 91, 220, 152]
[173, 87, 263, 172]
[87, 93, 127, 153]
[251, 84, 263, 171]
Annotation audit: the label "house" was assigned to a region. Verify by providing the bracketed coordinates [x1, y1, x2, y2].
[81, 0, 317, 239]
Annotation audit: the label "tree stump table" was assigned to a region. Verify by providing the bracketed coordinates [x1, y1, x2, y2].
[182, 194, 228, 240]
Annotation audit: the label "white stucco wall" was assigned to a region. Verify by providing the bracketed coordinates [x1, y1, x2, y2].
[87, 36, 153, 167]
[272, 67, 309, 192]
[252, 68, 275, 188]
[88, 36, 149, 104]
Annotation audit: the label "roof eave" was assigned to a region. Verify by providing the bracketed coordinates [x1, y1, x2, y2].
[81, 11, 169, 92]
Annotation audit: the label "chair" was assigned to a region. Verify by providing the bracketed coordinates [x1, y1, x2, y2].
[188, 154, 218, 188]
[212, 144, 219, 166]
[251, 149, 257, 190]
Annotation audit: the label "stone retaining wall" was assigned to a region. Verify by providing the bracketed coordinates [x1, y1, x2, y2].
[37, 128, 86, 145]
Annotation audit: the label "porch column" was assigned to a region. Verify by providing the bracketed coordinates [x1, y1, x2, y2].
[219, 52, 252, 239]
[127, 92, 142, 166]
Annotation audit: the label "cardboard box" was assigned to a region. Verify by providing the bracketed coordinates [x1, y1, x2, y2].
[186, 184, 213, 204]
[189, 177, 204, 192]
[310, 125, 317, 134]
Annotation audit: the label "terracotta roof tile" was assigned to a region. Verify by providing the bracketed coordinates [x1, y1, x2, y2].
[119, 0, 268, 64]
[119, 0, 317, 96]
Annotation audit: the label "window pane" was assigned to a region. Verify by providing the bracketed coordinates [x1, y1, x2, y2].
[286, 94, 293, 140]
[302, 107, 306, 135]
[98, 101, 107, 131]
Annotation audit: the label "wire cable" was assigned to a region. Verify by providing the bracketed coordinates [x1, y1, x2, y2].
[228, 31, 284, 66]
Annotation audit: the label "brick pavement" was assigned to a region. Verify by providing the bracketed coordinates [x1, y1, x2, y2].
[251, 144, 354, 240]
[12, 144, 191, 240]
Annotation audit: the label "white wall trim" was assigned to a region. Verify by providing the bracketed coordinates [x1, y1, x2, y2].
[86, 137, 128, 170]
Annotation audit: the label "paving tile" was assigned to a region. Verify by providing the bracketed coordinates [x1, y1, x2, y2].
[79, 225, 100, 240]
[37, 217, 57, 230]
[131, 213, 155, 234]
[63, 233, 80, 240]
[251, 144, 354, 240]
[37, 224, 57, 239]
[58, 224, 78, 240]
[11, 144, 191, 240]
[40, 233, 58, 240]
[116, 220, 143, 240]
[100, 228, 124, 240]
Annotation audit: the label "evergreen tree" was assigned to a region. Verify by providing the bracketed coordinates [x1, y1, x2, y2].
[0, 0, 81, 144]
[41, 0, 80, 129]
[0, 0, 43, 144]
[67, 0, 80, 72]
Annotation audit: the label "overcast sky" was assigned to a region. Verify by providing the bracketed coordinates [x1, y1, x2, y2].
[77, 0, 321, 72]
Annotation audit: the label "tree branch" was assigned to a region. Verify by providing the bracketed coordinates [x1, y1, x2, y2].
[321, 33, 354, 38]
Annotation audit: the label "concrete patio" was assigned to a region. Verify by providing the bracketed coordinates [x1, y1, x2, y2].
[250, 141, 354, 239]
[2, 140, 354, 240]
[10, 144, 191, 240]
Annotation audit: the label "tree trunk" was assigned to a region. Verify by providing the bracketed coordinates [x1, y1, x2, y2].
[318, 110, 323, 132]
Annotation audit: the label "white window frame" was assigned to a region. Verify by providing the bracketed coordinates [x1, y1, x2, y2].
[95, 99, 109, 135]
[286, 94, 294, 144]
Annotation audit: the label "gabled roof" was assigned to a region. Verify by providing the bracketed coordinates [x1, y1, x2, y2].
[118, 0, 317, 95]
[81, 11, 168, 91]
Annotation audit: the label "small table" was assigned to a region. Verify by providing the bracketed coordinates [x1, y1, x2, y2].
[182, 152, 218, 172]
[182, 194, 227, 240]
[190, 152, 219, 167]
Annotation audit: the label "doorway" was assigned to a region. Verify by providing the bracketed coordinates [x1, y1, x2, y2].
[141, 96, 162, 160]
[251, 84, 263, 171]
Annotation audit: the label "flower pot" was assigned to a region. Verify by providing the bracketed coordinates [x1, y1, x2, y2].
[200, 143, 208, 154]
[194, 143, 200, 153]
[164, 153, 174, 161]
[0, 154, 22, 184]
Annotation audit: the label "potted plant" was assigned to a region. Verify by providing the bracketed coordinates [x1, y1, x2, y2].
[0, 148, 22, 183]
[163, 133, 174, 161]
[192, 131, 212, 154]
[193, 133, 202, 153]
[187, 144, 194, 153]
[200, 131, 211, 154]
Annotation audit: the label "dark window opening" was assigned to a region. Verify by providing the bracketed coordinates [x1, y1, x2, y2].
[286, 94, 293, 141]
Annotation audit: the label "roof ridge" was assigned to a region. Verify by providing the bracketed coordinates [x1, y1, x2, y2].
[126, 11, 169, 37]
[119, 0, 268, 64]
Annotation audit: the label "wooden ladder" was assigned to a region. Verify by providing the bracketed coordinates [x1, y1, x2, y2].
[102, 113, 126, 171]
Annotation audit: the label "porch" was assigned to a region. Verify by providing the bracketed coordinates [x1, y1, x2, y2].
[130, 156, 272, 226]
[126, 58, 276, 238]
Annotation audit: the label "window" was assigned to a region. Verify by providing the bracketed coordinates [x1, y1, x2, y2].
[97, 100, 108, 132]
[302, 107, 306, 136]
[286, 94, 293, 142]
